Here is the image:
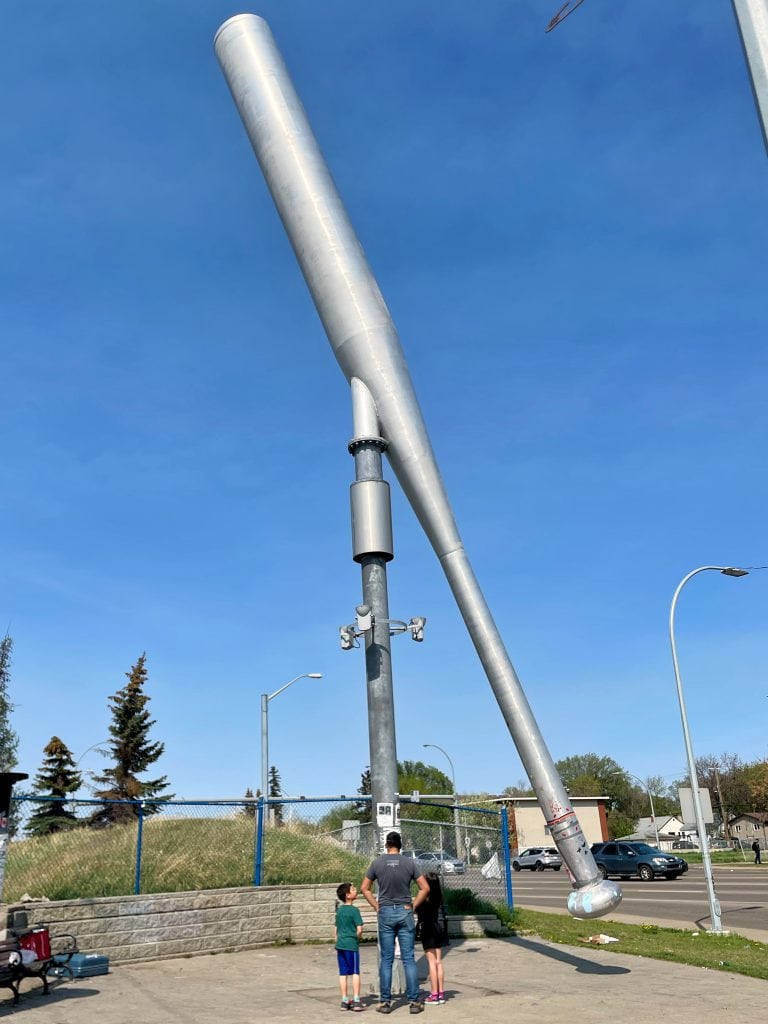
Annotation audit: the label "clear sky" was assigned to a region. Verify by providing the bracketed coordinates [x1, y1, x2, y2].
[3, 1, 767, 803]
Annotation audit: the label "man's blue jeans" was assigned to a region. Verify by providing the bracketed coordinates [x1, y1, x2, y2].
[378, 904, 419, 1003]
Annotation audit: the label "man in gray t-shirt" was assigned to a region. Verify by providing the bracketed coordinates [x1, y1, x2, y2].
[362, 831, 429, 1013]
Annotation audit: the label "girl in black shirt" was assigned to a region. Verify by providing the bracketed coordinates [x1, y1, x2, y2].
[416, 873, 448, 1003]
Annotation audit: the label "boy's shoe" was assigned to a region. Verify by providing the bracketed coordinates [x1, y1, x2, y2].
[341, 1000, 351, 1010]
[351, 1003, 366, 1012]
[409, 1002, 424, 1014]
[424, 994, 440, 1004]
[437, 993, 446, 1004]
[376, 1003, 391, 1014]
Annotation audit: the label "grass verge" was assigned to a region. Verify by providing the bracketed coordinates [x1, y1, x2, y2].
[443, 889, 768, 982]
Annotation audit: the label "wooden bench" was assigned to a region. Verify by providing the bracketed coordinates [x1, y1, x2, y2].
[0, 931, 78, 1006]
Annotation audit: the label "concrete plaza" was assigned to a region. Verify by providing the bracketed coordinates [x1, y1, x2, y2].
[2, 934, 765, 1022]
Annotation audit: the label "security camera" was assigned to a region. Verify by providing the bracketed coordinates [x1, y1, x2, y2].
[355, 604, 373, 632]
[339, 625, 357, 650]
[409, 616, 426, 642]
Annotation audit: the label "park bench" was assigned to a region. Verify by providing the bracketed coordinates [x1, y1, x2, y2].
[0, 926, 78, 1006]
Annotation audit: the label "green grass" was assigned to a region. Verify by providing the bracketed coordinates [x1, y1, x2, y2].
[508, 908, 768, 980]
[443, 888, 768, 981]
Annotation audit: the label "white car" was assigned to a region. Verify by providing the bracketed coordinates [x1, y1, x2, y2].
[416, 851, 467, 875]
[511, 847, 562, 871]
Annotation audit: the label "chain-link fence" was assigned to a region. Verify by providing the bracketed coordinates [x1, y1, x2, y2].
[4, 794, 512, 908]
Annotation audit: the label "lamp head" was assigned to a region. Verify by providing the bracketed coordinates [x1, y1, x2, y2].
[721, 568, 749, 577]
[307, 673, 323, 679]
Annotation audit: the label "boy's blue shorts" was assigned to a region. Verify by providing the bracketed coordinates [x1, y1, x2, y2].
[337, 949, 360, 976]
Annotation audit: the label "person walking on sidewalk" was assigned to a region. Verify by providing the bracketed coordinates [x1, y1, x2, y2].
[361, 831, 430, 1015]
[752, 839, 762, 864]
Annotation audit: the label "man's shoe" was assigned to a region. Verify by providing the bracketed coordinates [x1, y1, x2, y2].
[409, 1002, 424, 1014]
[377, 1004, 391, 1015]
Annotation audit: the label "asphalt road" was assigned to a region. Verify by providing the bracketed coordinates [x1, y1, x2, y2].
[498, 863, 768, 939]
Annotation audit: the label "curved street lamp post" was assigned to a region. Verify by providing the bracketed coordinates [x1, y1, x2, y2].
[423, 743, 462, 860]
[669, 566, 749, 934]
[261, 673, 323, 819]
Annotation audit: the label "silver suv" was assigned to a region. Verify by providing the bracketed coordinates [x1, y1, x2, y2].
[511, 847, 562, 871]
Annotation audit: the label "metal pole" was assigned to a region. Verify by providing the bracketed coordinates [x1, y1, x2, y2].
[731, 0, 768, 154]
[214, 14, 620, 917]
[669, 565, 748, 933]
[134, 801, 144, 895]
[500, 806, 514, 910]
[354, 435, 399, 852]
[424, 743, 462, 858]
[260, 692, 269, 819]
[253, 795, 265, 886]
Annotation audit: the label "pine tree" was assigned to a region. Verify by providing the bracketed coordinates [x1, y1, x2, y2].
[354, 766, 372, 822]
[268, 765, 284, 825]
[241, 787, 256, 819]
[0, 634, 22, 836]
[27, 737, 82, 836]
[90, 653, 173, 825]
[0, 635, 20, 773]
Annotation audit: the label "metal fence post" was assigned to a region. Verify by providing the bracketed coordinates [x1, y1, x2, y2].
[134, 801, 144, 895]
[253, 796, 265, 886]
[500, 806, 514, 910]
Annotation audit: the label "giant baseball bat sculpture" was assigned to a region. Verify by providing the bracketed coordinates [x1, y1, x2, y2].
[215, 13, 621, 917]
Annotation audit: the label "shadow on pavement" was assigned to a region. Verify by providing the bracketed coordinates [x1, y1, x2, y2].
[508, 936, 631, 975]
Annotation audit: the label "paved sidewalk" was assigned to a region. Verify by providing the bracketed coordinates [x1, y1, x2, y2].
[2, 936, 765, 1021]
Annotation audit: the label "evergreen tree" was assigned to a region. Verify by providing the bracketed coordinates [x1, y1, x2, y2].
[241, 787, 256, 819]
[90, 653, 173, 825]
[0, 635, 20, 773]
[27, 737, 82, 836]
[354, 766, 372, 822]
[268, 765, 284, 825]
[0, 634, 22, 835]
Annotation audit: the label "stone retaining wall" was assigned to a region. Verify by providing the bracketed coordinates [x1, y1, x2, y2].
[5, 887, 501, 965]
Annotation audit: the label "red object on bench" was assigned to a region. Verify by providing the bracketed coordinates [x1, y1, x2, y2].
[18, 928, 51, 962]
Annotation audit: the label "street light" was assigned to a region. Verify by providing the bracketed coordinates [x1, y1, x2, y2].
[423, 743, 462, 860]
[669, 565, 749, 934]
[611, 770, 660, 848]
[261, 673, 323, 814]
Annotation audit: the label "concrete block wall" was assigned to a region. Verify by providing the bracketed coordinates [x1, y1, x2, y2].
[5, 887, 501, 965]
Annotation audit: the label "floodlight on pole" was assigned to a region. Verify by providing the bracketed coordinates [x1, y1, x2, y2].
[669, 566, 748, 934]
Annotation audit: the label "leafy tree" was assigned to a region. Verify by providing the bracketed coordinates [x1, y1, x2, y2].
[268, 765, 284, 825]
[90, 653, 173, 825]
[0, 635, 19, 773]
[27, 737, 82, 836]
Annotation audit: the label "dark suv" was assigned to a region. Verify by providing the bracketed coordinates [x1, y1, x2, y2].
[590, 842, 689, 881]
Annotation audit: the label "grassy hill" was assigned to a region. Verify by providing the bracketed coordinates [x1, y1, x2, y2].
[6, 817, 369, 902]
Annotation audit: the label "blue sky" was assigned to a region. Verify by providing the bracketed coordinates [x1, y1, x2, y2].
[2, 1, 767, 803]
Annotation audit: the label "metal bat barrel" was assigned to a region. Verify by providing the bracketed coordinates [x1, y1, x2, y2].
[214, 12, 621, 917]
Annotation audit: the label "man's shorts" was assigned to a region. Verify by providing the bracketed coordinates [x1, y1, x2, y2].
[337, 949, 360, 976]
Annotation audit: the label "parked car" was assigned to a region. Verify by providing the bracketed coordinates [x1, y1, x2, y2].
[590, 842, 689, 881]
[415, 851, 466, 875]
[672, 840, 696, 850]
[511, 847, 562, 872]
